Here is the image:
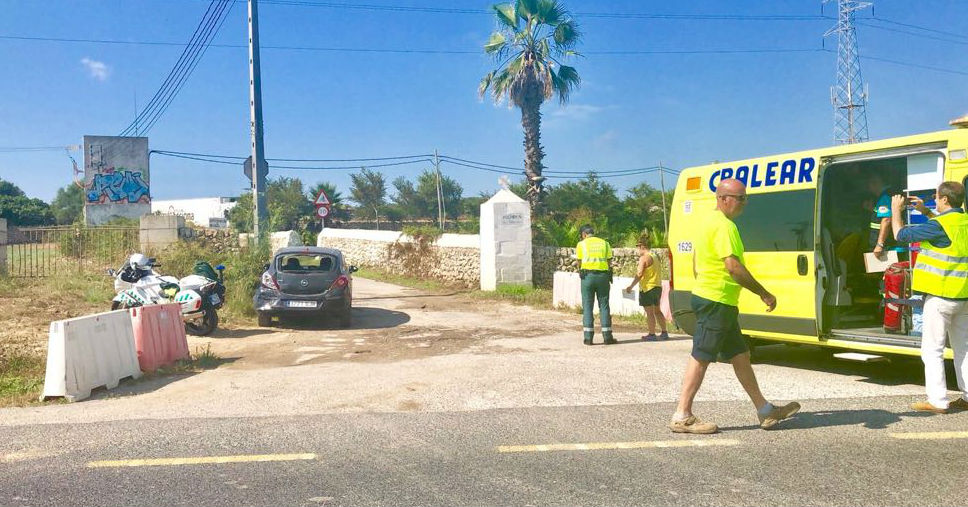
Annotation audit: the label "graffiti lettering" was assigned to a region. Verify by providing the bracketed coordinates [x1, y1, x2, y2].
[86, 167, 150, 204]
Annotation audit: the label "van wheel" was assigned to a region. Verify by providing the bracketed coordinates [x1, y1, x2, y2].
[257, 312, 272, 327]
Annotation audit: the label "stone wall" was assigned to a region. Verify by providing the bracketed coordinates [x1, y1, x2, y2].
[532, 246, 671, 288]
[318, 229, 481, 288]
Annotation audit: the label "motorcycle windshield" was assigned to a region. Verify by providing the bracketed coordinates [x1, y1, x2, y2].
[274, 254, 339, 295]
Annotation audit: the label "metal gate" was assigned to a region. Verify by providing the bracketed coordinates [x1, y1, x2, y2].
[4, 226, 139, 277]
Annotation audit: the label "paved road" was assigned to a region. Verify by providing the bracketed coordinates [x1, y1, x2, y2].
[2, 278, 966, 506]
[2, 396, 967, 506]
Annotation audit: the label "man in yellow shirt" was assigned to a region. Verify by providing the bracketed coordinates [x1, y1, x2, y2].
[670, 179, 801, 434]
[576, 225, 615, 345]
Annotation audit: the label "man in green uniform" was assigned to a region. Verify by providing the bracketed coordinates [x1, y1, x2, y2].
[670, 178, 800, 434]
[576, 225, 615, 345]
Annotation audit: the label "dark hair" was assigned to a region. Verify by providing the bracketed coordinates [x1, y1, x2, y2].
[637, 233, 651, 248]
[939, 181, 966, 208]
[579, 224, 594, 236]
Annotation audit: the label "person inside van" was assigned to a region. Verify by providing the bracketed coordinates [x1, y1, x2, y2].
[869, 173, 898, 256]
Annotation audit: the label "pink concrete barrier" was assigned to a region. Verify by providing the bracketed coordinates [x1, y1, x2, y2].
[129, 303, 189, 372]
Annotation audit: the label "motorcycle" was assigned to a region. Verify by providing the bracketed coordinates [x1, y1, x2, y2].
[109, 253, 226, 336]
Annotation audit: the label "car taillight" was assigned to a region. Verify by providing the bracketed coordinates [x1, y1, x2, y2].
[329, 275, 349, 291]
[261, 272, 279, 290]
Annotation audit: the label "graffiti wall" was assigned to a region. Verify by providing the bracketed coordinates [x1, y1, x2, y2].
[83, 136, 151, 225]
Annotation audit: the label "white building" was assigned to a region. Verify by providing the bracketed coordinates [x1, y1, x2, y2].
[151, 197, 238, 228]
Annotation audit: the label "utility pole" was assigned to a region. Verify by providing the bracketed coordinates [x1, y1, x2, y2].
[248, 0, 268, 241]
[434, 149, 444, 230]
[824, 0, 871, 144]
[658, 162, 668, 239]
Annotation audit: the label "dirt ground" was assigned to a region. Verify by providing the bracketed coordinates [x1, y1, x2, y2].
[189, 280, 590, 369]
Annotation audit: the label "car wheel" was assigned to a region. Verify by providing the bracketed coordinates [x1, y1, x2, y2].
[339, 310, 352, 328]
[257, 312, 272, 327]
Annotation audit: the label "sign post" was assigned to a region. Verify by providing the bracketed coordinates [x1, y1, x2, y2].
[313, 188, 332, 231]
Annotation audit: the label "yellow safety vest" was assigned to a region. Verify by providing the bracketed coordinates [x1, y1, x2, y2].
[576, 236, 612, 271]
[912, 212, 968, 299]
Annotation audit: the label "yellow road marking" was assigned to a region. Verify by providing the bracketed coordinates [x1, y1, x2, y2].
[890, 431, 968, 440]
[87, 453, 317, 468]
[497, 439, 741, 453]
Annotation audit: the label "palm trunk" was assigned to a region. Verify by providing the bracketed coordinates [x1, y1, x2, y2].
[520, 92, 545, 212]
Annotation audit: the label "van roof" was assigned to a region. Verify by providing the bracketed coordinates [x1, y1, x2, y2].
[680, 128, 966, 176]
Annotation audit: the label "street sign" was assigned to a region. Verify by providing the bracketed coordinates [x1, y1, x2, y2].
[243, 156, 269, 182]
[314, 188, 331, 207]
[315, 206, 330, 218]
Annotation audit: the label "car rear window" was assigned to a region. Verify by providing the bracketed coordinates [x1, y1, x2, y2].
[276, 254, 336, 273]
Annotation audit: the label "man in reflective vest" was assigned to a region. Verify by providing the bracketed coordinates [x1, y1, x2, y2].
[576, 225, 615, 345]
[891, 181, 968, 413]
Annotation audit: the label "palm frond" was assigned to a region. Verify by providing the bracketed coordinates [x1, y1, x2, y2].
[535, 0, 565, 25]
[515, 0, 538, 20]
[484, 32, 507, 54]
[553, 20, 580, 48]
[478, 71, 495, 98]
[493, 3, 517, 30]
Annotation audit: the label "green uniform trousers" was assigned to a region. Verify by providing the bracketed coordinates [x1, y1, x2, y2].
[581, 270, 613, 340]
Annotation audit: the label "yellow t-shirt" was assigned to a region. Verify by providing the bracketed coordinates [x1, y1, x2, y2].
[639, 251, 661, 292]
[693, 209, 745, 306]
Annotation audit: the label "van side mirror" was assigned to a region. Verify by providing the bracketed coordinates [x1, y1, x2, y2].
[349, 265, 359, 273]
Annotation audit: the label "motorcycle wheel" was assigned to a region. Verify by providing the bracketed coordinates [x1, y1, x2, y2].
[186, 307, 219, 336]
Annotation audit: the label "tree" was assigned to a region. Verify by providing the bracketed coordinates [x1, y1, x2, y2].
[390, 170, 464, 223]
[267, 177, 313, 232]
[479, 0, 581, 211]
[50, 184, 84, 225]
[349, 168, 387, 221]
[227, 177, 313, 234]
[0, 195, 53, 226]
[0, 178, 25, 197]
[307, 181, 350, 226]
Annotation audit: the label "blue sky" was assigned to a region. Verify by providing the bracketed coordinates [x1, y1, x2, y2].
[0, 0, 966, 203]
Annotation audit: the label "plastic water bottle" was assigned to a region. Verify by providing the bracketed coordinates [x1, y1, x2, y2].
[911, 295, 924, 336]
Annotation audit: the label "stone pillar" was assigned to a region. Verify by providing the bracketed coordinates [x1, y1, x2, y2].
[480, 189, 532, 290]
[139, 215, 185, 251]
[0, 218, 6, 276]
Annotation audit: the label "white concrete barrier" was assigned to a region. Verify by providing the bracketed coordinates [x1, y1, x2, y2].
[552, 271, 672, 320]
[41, 309, 142, 402]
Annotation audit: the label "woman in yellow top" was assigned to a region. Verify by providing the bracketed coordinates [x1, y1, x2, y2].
[625, 234, 668, 341]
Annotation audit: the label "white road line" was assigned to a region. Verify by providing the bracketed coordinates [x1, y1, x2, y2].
[498, 439, 742, 453]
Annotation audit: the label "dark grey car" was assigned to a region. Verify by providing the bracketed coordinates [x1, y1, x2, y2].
[253, 246, 357, 327]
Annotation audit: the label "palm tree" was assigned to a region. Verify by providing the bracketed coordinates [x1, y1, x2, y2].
[479, 0, 581, 211]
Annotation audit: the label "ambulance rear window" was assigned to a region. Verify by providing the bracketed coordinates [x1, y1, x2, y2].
[733, 189, 815, 252]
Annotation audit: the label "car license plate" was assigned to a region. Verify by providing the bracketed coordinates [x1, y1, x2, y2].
[209, 294, 221, 305]
[286, 300, 316, 308]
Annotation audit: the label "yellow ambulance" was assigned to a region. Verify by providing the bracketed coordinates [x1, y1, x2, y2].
[668, 126, 968, 358]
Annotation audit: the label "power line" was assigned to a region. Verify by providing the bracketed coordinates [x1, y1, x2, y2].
[857, 20, 968, 46]
[868, 16, 968, 41]
[141, 0, 235, 134]
[118, 0, 234, 136]
[151, 149, 678, 179]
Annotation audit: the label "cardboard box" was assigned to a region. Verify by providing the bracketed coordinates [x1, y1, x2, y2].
[864, 250, 899, 273]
